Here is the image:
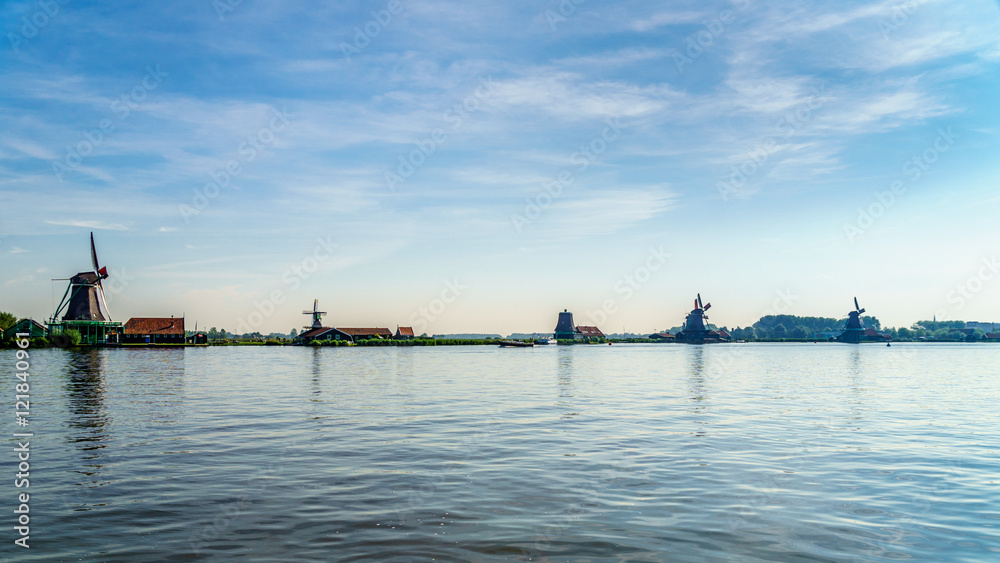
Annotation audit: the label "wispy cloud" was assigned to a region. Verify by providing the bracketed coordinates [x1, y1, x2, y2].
[46, 220, 129, 231]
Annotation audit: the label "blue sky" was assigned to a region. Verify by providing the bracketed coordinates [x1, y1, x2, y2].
[2, 0, 999, 335]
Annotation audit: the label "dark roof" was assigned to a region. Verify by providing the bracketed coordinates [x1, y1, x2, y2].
[124, 317, 185, 335]
[338, 327, 393, 337]
[576, 325, 604, 337]
[985, 333, 1000, 340]
[298, 327, 340, 340]
[19, 319, 47, 331]
[717, 329, 732, 338]
[649, 332, 675, 339]
[396, 326, 415, 336]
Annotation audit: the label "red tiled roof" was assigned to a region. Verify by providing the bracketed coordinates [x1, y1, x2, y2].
[124, 317, 185, 335]
[576, 325, 604, 337]
[396, 326, 415, 336]
[338, 327, 393, 337]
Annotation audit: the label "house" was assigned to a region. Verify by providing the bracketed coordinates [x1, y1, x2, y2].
[576, 326, 605, 339]
[123, 317, 185, 345]
[395, 326, 415, 340]
[864, 328, 891, 341]
[295, 326, 393, 344]
[186, 332, 208, 345]
[984, 333, 1000, 340]
[649, 332, 675, 341]
[296, 327, 351, 344]
[337, 328, 393, 341]
[3, 319, 47, 340]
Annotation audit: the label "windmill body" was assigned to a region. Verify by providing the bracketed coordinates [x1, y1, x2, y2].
[553, 310, 577, 340]
[63, 271, 108, 321]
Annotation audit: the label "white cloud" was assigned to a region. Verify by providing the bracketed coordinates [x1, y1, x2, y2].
[46, 220, 129, 230]
[628, 10, 707, 32]
[541, 188, 677, 238]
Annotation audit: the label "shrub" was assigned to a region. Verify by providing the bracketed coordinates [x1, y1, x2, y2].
[64, 329, 82, 346]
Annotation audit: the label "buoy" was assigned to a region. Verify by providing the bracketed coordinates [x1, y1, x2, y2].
[887, 342, 891, 347]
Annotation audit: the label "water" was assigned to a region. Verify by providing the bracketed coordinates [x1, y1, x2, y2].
[4, 343, 999, 561]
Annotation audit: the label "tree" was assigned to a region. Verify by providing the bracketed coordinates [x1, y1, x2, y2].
[790, 325, 809, 339]
[208, 327, 219, 340]
[290, 328, 298, 338]
[64, 329, 82, 346]
[0, 311, 16, 331]
[220, 329, 227, 339]
[773, 324, 787, 338]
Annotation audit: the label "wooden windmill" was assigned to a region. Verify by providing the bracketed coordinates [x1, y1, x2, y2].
[51, 232, 112, 322]
[303, 299, 327, 330]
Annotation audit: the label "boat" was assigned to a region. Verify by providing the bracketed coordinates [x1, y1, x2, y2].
[535, 338, 553, 345]
[499, 340, 534, 348]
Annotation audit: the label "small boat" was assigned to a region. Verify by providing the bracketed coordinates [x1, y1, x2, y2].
[499, 340, 534, 348]
[536, 338, 553, 345]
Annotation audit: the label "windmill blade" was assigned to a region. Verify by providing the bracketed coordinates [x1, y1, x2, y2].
[97, 278, 113, 321]
[90, 232, 100, 271]
[704, 303, 712, 311]
[313, 299, 319, 312]
[52, 281, 73, 321]
[854, 297, 860, 312]
[697, 293, 703, 309]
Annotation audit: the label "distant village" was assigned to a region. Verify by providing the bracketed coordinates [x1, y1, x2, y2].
[2, 234, 998, 347]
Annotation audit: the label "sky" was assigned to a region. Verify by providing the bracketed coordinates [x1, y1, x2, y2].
[1, 0, 999, 336]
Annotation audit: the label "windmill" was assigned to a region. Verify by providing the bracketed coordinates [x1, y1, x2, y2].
[51, 232, 112, 322]
[47, 232, 122, 346]
[553, 309, 577, 340]
[303, 299, 327, 330]
[674, 293, 729, 344]
[686, 294, 711, 332]
[847, 297, 866, 329]
[837, 297, 868, 343]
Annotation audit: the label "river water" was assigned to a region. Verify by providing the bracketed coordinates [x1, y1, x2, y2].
[4, 343, 999, 561]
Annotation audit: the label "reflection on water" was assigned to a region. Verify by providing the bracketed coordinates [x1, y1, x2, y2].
[556, 346, 576, 418]
[687, 346, 707, 402]
[685, 346, 710, 438]
[10, 344, 1000, 562]
[64, 349, 110, 454]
